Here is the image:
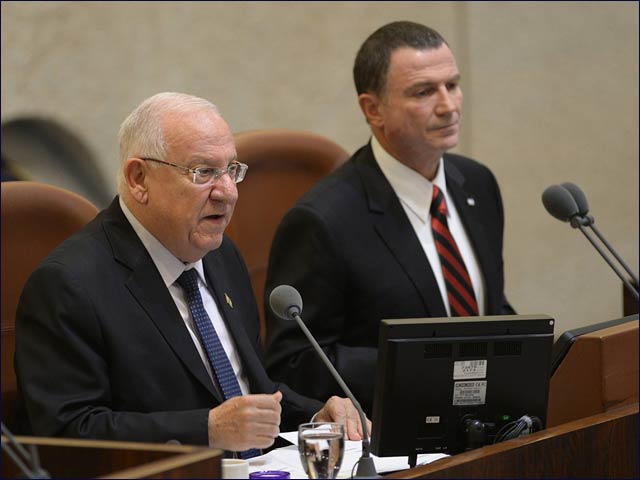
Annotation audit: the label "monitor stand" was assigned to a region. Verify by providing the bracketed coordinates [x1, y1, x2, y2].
[408, 451, 418, 469]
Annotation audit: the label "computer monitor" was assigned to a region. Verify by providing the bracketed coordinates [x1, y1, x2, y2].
[370, 314, 554, 463]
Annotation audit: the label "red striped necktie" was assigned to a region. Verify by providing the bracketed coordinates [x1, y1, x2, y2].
[430, 185, 479, 317]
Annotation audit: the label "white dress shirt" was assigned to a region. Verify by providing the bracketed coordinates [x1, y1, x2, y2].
[119, 197, 250, 395]
[371, 137, 486, 316]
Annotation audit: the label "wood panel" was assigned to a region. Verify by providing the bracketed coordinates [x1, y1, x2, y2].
[386, 403, 638, 479]
[547, 320, 638, 426]
[1, 436, 221, 479]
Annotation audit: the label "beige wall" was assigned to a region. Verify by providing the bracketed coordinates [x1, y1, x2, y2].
[2, 1, 638, 336]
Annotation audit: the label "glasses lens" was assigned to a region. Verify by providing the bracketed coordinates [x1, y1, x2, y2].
[227, 163, 239, 182]
[192, 164, 246, 184]
[235, 163, 247, 183]
[194, 169, 213, 185]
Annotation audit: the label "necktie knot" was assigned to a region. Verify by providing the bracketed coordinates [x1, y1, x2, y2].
[431, 185, 448, 216]
[177, 268, 199, 293]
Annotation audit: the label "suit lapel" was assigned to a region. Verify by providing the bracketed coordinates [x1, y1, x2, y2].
[356, 147, 447, 317]
[444, 158, 496, 309]
[102, 199, 222, 402]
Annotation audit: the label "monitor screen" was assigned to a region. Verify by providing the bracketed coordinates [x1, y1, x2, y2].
[370, 314, 555, 460]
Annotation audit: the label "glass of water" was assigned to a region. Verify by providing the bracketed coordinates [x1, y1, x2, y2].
[297, 422, 345, 479]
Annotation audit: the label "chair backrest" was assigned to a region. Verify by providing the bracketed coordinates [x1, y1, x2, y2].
[1, 181, 99, 429]
[227, 129, 349, 343]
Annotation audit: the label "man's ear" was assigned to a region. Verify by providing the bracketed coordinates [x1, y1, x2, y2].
[123, 158, 149, 204]
[358, 93, 384, 128]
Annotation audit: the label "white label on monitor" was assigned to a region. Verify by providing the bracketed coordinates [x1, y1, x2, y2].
[425, 416, 440, 424]
[452, 381, 487, 405]
[453, 359, 487, 380]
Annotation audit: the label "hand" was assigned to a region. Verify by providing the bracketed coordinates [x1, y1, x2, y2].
[208, 391, 282, 451]
[313, 396, 372, 441]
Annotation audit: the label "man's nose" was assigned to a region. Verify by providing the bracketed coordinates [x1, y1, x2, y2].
[434, 88, 456, 116]
[209, 174, 237, 200]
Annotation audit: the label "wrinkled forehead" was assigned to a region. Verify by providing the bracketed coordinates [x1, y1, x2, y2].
[161, 106, 227, 135]
[162, 108, 235, 158]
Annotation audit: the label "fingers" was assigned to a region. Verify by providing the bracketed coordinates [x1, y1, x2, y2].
[345, 409, 362, 441]
[240, 393, 283, 425]
[247, 392, 282, 416]
[328, 396, 347, 423]
[208, 393, 283, 451]
[340, 398, 362, 441]
[317, 396, 365, 441]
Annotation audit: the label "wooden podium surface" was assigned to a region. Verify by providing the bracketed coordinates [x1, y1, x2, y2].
[547, 319, 638, 427]
[1, 436, 222, 479]
[386, 402, 638, 479]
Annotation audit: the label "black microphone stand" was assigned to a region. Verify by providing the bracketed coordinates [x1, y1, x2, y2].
[579, 215, 639, 286]
[569, 216, 639, 301]
[289, 308, 379, 478]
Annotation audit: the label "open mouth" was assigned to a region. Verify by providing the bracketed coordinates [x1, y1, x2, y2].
[203, 213, 226, 223]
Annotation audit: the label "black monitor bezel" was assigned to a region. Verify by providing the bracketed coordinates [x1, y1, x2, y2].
[371, 314, 555, 458]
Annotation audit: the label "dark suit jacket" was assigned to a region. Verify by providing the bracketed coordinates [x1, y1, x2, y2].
[264, 143, 515, 416]
[15, 198, 322, 445]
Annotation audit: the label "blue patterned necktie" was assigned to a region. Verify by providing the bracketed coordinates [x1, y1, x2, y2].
[176, 268, 260, 459]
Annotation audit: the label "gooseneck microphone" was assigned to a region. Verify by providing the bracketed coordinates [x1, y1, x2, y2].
[269, 285, 378, 478]
[561, 182, 639, 287]
[541, 184, 581, 224]
[560, 182, 590, 218]
[542, 184, 639, 301]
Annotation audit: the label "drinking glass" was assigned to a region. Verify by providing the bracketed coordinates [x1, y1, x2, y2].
[297, 422, 345, 479]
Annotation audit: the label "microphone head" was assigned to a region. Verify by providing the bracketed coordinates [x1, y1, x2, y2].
[542, 185, 580, 222]
[269, 285, 303, 320]
[560, 182, 589, 216]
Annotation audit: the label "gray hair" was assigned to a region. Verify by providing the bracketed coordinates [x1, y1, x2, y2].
[117, 92, 219, 193]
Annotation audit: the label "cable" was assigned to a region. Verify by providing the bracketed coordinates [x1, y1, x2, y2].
[350, 457, 361, 478]
[494, 415, 542, 443]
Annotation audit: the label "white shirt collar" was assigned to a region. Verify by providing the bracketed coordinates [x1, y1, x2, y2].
[119, 197, 206, 288]
[371, 136, 448, 223]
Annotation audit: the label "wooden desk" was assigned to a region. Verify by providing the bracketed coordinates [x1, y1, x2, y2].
[386, 402, 638, 479]
[547, 319, 638, 426]
[1, 436, 222, 479]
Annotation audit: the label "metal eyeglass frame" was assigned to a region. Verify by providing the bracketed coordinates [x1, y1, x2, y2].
[141, 157, 248, 184]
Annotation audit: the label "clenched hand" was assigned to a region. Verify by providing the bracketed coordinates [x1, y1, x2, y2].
[208, 391, 282, 450]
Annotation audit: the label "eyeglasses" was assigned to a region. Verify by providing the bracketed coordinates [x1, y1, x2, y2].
[141, 157, 248, 185]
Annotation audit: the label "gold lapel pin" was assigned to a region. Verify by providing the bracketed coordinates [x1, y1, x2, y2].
[224, 293, 233, 309]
